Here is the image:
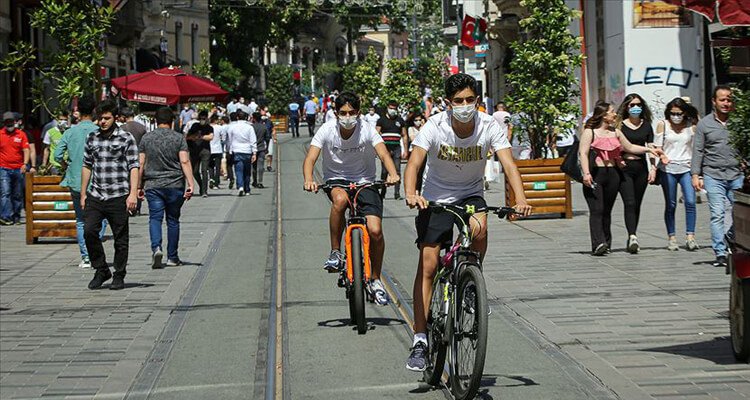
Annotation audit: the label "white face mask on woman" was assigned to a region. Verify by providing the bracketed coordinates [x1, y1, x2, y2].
[338, 115, 358, 130]
[414, 120, 423, 127]
[452, 104, 476, 123]
[670, 115, 684, 125]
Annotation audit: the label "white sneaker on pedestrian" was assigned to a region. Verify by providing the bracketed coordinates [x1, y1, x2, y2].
[78, 257, 91, 269]
[667, 237, 679, 251]
[238, 188, 245, 197]
[152, 248, 164, 269]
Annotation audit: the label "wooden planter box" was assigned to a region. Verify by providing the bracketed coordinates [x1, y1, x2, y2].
[271, 115, 288, 133]
[504, 158, 572, 219]
[25, 174, 76, 244]
[735, 191, 750, 252]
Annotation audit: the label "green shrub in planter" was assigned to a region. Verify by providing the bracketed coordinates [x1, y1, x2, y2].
[266, 64, 294, 115]
[728, 84, 750, 191]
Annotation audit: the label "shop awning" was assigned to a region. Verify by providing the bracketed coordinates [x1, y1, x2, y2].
[663, 0, 750, 26]
[110, 67, 228, 106]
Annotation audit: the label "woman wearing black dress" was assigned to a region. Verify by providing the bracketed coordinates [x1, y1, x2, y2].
[616, 93, 654, 254]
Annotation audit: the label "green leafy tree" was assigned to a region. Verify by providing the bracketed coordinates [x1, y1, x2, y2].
[380, 58, 420, 111]
[0, 0, 116, 115]
[728, 83, 750, 190]
[342, 47, 382, 106]
[415, 55, 448, 99]
[505, 0, 584, 159]
[194, 49, 212, 78]
[266, 64, 294, 115]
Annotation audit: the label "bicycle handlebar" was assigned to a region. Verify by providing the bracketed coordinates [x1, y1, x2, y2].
[427, 202, 520, 218]
[318, 181, 387, 191]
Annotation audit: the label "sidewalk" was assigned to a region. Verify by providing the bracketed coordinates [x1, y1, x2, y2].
[0, 190, 238, 399]
[482, 179, 750, 399]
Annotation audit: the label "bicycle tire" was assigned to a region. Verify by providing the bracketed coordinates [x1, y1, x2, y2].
[351, 229, 367, 334]
[450, 264, 488, 400]
[424, 278, 449, 385]
[730, 255, 750, 361]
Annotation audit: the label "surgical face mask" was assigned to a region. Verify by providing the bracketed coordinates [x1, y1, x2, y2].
[261, 115, 268, 120]
[628, 105, 643, 117]
[4, 122, 15, 132]
[414, 120, 423, 127]
[338, 116, 357, 130]
[369, 110, 375, 115]
[670, 115, 684, 124]
[57, 120, 68, 130]
[451, 104, 476, 123]
[387, 109, 398, 117]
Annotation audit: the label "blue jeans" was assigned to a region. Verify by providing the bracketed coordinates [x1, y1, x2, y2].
[234, 153, 253, 192]
[70, 190, 107, 259]
[0, 167, 23, 221]
[661, 171, 696, 237]
[145, 188, 185, 260]
[704, 174, 745, 257]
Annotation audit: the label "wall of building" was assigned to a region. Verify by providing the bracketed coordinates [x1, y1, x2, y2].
[621, 0, 703, 119]
[0, 1, 11, 113]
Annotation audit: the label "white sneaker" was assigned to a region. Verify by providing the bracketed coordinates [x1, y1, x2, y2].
[78, 257, 91, 269]
[369, 279, 389, 306]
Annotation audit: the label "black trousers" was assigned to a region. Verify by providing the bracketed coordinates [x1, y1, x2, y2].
[306, 114, 316, 137]
[209, 153, 223, 186]
[290, 116, 299, 137]
[583, 167, 622, 251]
[619, 158, 648, 236]
[191, 149, 211, 195]
[84, 195, 129, 276]
[252, 149, 268, 185]
[380, 144, 402, 198]
[226, 153, 235, 185]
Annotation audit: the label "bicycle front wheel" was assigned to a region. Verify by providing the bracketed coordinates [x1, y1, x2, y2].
[424, 278, 449, 385]
[450, 264, 488, 400]
[350, 229, 367, 335]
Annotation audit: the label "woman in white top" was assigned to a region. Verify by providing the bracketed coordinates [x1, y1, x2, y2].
[652, 97, 700, 251]
[408, 114, 426, 192]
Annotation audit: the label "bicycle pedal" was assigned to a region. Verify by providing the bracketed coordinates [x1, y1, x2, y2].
[337, 275, 347, 288]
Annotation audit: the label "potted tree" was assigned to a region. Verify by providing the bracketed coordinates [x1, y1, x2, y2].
[728, 84, 750, 361]
[266, 64, 294, 133]
[504, 0, 584, 219]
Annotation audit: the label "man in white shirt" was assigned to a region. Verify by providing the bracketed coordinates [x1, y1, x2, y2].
[363, 107, 380, 127]
[209, 114, 225, 189]
[225, 110, 257, 196]
[303, 96, 319, 137]
[226, 97, 239, 114]
[248, 98, 258, 114]
[302, 91, 400, 306]
[324, 107, 336, 123]
[403, 73, 532, 372]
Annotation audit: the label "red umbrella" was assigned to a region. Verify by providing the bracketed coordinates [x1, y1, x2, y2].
[110, 67, 229, 106]
[663, 0, 750, 26]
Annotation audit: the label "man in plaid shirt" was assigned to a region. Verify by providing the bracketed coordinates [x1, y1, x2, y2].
[80, 100, 140, 290]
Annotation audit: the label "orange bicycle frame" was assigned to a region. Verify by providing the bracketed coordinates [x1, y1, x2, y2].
[345, 224, 372, 283]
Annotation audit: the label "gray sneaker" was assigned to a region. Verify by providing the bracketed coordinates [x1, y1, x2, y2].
[667, 238, 679, 251]
[406, 341, 428, 372]
[152, 248, 164, 269]
[686, 238, 699, 251]
[323, 250, 345, 273]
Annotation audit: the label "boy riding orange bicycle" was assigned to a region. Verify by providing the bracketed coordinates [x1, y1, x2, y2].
[303, 91, 400, 305]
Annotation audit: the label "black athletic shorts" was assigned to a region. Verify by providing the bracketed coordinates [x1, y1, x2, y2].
[415, 196, 487, 245]
[323, 179, 383, 218]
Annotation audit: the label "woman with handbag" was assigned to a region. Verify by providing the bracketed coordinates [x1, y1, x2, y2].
[652, 97, 700, 251]
[580, 101, 664, 256]
[616, 93, 654, 254]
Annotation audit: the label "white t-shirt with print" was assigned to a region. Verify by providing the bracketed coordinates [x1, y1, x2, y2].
[310, 119, 384, 183]
[412, 111, 510, 203]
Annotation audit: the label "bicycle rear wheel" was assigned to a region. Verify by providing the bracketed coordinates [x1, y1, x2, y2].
[450, 264, 488, 400]
[350, 229, 367, 334]
[424, 277, 449, 385]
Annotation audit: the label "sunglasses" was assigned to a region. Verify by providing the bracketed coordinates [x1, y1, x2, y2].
[627, 103, 642, 108]
[669, 112, 684, 116]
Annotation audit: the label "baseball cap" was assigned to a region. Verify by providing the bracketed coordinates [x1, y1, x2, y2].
[2, 111, 15, 121]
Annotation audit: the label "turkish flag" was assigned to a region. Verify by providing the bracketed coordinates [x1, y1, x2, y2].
[461, 15, 477, 48]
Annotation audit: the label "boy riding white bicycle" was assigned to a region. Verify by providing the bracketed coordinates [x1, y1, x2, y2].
[403, 74, 532, 371]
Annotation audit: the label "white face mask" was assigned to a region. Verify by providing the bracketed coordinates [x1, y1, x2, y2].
[339, 116, 358, 130]
[452, 104, 476, 123]
[670, 115, 684, 124]
[414, 120, 423, 127]
[387, 109, 398, 117]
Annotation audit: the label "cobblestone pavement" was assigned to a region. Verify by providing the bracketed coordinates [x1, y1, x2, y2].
[0, 188, 239, 399]
[480, 180, 750, 400]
